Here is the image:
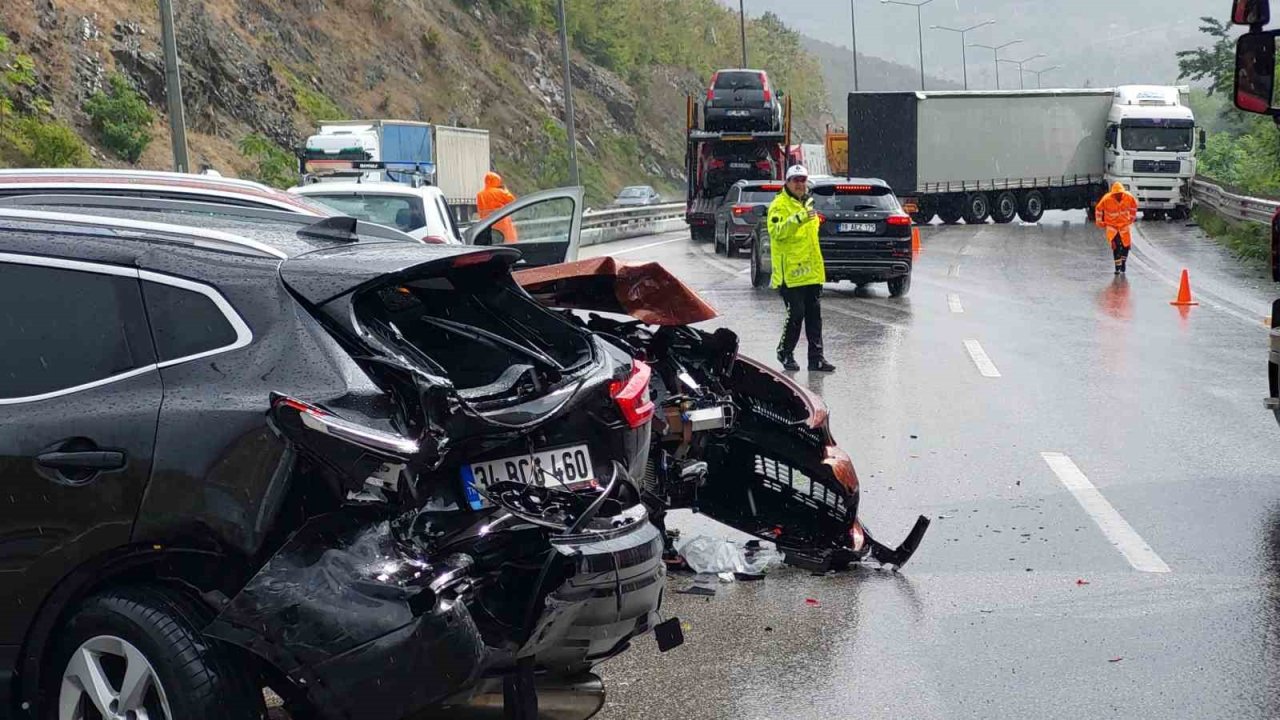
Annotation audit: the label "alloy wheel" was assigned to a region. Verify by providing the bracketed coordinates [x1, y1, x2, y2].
[59, 635, 173, 720]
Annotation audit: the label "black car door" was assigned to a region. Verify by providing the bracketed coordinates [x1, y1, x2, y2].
[0, 254, 162, 645]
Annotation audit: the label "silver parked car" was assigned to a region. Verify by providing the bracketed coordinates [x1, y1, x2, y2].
[612, 185, 662, 207]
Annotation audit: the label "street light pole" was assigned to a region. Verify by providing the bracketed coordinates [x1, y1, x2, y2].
[739, 0, 748, 67]
[850, 0, 859, 90]
[1027, 65, 1061, 89]
[998, 53, 1046, 90]
[158, 0, 189, 172]
[930, 20, 994, 90]
[556, 0, 579, 185]
[969, 39, 1022, 89]
[881, 0, 935, 91]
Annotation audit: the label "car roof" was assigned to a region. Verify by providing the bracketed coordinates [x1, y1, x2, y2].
[0, 202, 421, 261]
[0, 169, 327, 214]
[290, 181, 446, 198]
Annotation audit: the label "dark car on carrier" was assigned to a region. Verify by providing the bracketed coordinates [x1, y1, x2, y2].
[713, 179, 781, 257]
[750, 178, 915, 297]
[0, 190, 667, 720]
[703, 69, 782, 133]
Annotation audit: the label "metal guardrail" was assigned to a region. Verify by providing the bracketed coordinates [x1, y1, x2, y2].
[582, 202, 686, 230]
[1191, 178, 1278, 226]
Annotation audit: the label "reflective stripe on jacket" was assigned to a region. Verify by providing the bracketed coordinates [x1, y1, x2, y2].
[767, 190, 825, 288]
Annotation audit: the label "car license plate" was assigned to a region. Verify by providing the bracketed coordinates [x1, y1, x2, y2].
[464, 444, 594, 489]
[728, 110, 750, 117]
[840, 222, 877, 234]
[729, 162, 751, 169]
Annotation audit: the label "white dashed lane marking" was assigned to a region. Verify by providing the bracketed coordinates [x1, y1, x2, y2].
[1040, 452, 1171, 573]
[948, 294, 964, 313]
[963, 338, 1000, 378]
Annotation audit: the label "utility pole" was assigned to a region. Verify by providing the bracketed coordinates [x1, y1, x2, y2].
[881, 0, 934, 91]
[158, 0, 189, 172]
[930, 20, 994, 91]
[850, 0, 859, 90]
[739, 0, 748, 67]
[969, 39, 1022, 89]
[1027, 65, 1061, 89]
[998, 53, 1046, 90]
[556, 0, 579, 186]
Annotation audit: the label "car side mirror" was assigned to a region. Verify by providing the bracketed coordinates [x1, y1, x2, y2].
[1234, 0, 1270, 25]
[1198, 128, 1207, 150]
[1235, 31, 1280, 116]
[1272, 209, 1280, 282]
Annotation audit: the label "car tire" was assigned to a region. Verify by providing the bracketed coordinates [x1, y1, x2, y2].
[750, 231, 770, 288]
[726, 235, 739, 258]
[992, 191, 1018, 224]
[1017, 190, 1046, 224]
[888, 274, 912, 298]
[961, 193, 990, 224]
[936, 201, 963, 225]
[713, 224, 724, 255]
[46, 584, 263, 720]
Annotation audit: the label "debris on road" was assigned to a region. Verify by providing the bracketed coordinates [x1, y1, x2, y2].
[677, 535, 782, 576]
[1077, 579, 1091, 585]
[1109, 657, 1124, 663]
[805, 598, 822, 607]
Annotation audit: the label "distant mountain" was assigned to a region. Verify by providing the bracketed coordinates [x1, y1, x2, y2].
[803, 36, 961, 126]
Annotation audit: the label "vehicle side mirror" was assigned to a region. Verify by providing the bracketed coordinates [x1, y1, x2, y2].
[1234, 0, 1270, 25]
[1199, 128, 1207, 150]
[1235, 31, 1280, 115]
[1272, 209, 1280, 282]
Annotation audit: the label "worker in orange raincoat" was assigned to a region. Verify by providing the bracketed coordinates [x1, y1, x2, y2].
[476, 171, 518, 244]
[1095, 182, 1139, 274]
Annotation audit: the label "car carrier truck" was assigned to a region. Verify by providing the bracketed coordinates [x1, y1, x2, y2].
[847, 86, 1201, 225]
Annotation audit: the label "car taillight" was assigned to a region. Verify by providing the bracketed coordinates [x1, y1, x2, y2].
[707, 73, 717, 102]
[763, 89, 772, 104]
[886, 215, 912, 226]
[756, 159, 773, 170]
[837, 185, 873, 192]
[732, 204, 751, 216]
[708, 158, 726, 169]
[421, 235, 448, 245]
[817, 214, 827, 224]
[761, 184, 782, 191]
[271, 394, 420, 455]
[609, 361, 655, 429]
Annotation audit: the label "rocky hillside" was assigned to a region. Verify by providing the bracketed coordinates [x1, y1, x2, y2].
[0, 0, 835, 204]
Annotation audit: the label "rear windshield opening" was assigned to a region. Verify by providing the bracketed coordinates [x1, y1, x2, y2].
[811, 186, 899, 212]
[740, 189, 778, 203]
[354, 269, 593, 398]
[306, 194, 425, 232]
[714, 72, 764, 90]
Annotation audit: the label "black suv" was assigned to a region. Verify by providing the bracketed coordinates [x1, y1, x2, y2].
[703, 69, 782, 132]
[713, 180, 781, 257]
[0, 199, 663, 719]
[750, 178, 915, 297]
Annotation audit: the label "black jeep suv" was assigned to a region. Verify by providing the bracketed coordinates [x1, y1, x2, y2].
[0, 203, 662, 720]
[750, 178, 915, 297]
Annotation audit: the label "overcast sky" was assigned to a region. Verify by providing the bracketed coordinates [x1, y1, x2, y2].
[724, 0, 1226, 90]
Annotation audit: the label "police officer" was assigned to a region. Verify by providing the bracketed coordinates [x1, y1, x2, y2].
[768, 165, 835, 372]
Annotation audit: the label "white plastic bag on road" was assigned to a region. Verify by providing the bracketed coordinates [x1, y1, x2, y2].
[677, 535, 745, 574]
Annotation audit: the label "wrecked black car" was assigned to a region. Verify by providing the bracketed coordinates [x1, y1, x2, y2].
[0, 193, 667, 720]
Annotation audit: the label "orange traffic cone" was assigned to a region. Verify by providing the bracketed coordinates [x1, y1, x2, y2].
[1169, 268, 1199, 307]
[911, 226, 921, 254]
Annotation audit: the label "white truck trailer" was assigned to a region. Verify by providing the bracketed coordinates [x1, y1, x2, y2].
[847, 86, 1200, 224]
[300, 120, 491, 204]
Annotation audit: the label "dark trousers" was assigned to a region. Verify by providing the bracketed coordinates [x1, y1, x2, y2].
[777, 284, 824, 361]
[1112, 237, 1129, 270]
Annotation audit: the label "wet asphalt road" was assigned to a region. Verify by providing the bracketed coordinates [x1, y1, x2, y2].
[580, 212, 1280, 720]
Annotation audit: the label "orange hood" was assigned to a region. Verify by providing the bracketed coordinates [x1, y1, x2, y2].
[484, 172, 503, 189]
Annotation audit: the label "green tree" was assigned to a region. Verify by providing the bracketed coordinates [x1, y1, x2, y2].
[1176, 17, 1235, 97]
[239, 133, 297, 189]
[84, 73, 154, 163]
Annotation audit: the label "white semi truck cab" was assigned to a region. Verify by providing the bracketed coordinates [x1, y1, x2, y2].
[1104, 85, 1201, 219]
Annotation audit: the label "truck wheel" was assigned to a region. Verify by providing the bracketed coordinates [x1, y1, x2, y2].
[1016, 190, 1045, 224]
[1172, 206, 1192, 221]
[937, 201, 963, 225]
[992, 191, 1018, 224]
[910, 196, 936, 225]
[962, 193, 990, 224]
[888, 274, 912, 298]
[47, 584, 264, 720]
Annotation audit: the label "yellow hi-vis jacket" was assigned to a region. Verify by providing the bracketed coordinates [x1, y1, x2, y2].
[766, 190, 825, 288]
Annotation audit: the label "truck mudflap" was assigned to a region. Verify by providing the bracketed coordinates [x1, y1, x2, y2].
[514, 259, 931, 571]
